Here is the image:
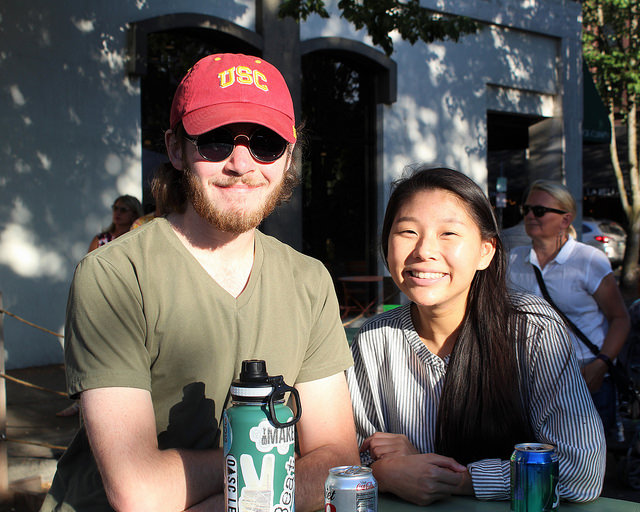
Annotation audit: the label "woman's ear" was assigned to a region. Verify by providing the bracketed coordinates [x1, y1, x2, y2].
[165, 129, 184, 170]
[560, 212, 574, 230]
[477, 237, 497, 271]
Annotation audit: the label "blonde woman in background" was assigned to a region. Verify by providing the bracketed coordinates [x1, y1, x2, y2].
[507, 180, 630, 440]
[87, 195, 142, 251]
[57, 194, 143, 417]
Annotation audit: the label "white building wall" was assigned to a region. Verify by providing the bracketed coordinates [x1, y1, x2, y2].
[301, 0, 580, 206]
[0, 1, 258, 368]
[0, 0, 581, 368]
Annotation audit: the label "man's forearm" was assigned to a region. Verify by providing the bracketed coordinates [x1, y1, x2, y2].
[295, 445, 360, 512]
[99, 446, 224, 512]
[180, 448, 225, 506]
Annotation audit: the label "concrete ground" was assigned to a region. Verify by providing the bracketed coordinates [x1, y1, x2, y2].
[0, 364, 77, 511]
[0, 360, 638, 511]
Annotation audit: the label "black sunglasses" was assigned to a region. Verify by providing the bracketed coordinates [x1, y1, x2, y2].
[520, 204, 568, 217]
[184, 127, 288, 164]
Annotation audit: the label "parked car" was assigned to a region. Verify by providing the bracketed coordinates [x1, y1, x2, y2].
[501, 218, 627, 269]
[582, 218, 627, 267]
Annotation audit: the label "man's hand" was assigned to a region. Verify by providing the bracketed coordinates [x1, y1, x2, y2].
[371, 453, 472, 506]
[361, 432, 419, 460]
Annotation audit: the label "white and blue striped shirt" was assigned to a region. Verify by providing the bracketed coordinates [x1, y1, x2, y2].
[346, 293, 605, 502]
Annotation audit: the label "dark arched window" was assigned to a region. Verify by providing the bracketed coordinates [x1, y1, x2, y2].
[301, 39, 395, 293]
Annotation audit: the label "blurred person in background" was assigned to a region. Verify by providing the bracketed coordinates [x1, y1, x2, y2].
[57, 194, 143, 418]
[88, 194, 143, 251]
[507, 179, 629, 440]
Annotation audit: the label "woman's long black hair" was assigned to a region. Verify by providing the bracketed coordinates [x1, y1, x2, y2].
[380, 166, 533, 464]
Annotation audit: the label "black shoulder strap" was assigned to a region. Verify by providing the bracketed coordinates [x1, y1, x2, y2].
[531, 264, 600, 357]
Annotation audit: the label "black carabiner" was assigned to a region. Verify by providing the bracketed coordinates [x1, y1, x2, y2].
[266, 376, 302, 428]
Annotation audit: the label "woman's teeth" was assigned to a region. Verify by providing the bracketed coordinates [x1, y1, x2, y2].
[410, 271, 445, 279]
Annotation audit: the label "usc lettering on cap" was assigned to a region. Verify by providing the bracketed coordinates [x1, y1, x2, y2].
[218, 66, 268, 91]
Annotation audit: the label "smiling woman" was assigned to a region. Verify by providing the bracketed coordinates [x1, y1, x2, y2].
[346, 166, 606, 506]
[386, 188, 495, 344]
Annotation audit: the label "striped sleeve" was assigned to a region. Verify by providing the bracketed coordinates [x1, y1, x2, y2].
[517, 295, 606, 502]
[467, 460, 511, 500]
[469, 295, 605, 501]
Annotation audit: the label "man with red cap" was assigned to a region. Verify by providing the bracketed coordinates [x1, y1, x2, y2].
[41, 54, 359, 511]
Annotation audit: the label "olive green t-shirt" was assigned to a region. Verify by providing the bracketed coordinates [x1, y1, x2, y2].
[41, 218, 352, 511]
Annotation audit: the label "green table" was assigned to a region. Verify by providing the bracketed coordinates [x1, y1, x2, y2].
[378, 494, 640, 511]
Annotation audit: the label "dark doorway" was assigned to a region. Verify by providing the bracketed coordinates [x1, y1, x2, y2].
[301, 52, 377, 284]
[487, 111, 543, 229]
[140, 29, 256, 212]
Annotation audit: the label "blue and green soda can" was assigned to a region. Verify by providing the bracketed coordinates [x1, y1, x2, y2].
[223, 360, 301, 512]
[510, 443, 559, 511]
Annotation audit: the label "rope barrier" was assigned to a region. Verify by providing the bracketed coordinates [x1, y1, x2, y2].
[0, 309, 63, 339]
[342, 311, 366, 327]
[2, 437, 67, 452]
[0, 374, 67, 398]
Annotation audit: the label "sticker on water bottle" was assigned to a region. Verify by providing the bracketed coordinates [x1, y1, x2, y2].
[225, 454, 238, 511]
[230, 453, 295, 512]
[239, 453, 275, 512]
[275, 455, 295, 512]
[223, 411, 232, 456]
[249, 418, 295, 454]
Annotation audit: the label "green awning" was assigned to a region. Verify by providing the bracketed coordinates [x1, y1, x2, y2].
[583, 60, 611, 144]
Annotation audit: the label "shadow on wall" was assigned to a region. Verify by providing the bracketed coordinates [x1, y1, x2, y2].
[384, 22, 556, 195]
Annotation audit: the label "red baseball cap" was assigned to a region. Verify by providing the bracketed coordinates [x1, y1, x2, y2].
[169, 53, 296, 143]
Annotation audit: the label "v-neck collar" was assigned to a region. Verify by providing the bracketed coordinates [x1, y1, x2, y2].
[158, 218, 264, 309]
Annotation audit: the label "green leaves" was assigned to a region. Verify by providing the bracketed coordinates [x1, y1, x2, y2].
[279, 0, 329, 20]
[582, 0, 640, 111]
[279, 0, 479, 56]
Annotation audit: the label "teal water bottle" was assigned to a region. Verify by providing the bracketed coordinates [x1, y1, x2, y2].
[223, 360, 301, 512]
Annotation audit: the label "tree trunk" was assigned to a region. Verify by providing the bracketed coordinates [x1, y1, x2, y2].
[622, 208, 640, 289]
[621, 96, 638, 289]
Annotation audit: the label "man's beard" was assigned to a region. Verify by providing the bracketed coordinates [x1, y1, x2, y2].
[184, 170, 287, 234]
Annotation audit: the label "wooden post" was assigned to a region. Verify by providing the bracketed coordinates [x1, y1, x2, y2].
[0, 292, 9, 496]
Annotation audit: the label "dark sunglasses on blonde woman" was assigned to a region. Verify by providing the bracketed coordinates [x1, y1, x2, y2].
[520, 204, 567, 218]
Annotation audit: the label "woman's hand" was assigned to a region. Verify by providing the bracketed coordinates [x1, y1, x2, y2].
[581, 358, 607, 392]
[360, 432, 419, 460]
[371, 453, 472, 506]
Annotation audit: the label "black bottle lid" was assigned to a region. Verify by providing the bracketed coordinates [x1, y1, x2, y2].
[229, 359, 302, 428]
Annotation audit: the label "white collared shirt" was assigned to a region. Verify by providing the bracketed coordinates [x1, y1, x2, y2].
[507, 237, 613, 361]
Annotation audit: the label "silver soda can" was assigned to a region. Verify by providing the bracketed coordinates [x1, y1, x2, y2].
[325, 466, 377, 512]
[510, 443, 559, 511]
